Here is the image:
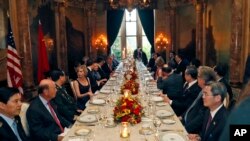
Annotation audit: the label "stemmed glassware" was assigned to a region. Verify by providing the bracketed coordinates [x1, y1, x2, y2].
[153, 117, 162, 135]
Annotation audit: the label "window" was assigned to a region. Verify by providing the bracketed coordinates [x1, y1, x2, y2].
[111, 9, 151, 61]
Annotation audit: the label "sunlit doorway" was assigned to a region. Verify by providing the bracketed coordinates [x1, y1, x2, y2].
[111, 9, 151, 61]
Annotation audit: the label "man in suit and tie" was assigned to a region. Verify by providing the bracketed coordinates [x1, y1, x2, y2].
[102, 56, 115, 78]
[181, 66, 217, 133]
[188, 81, 228, 141]
[26, 79, 71, 141]
[157, 66, 183, 100]
[0, 87, 30, 141]
[51, 69, 80, 124]
[174, 53, 189, 80]
[96, 57, 108, 80]
[87, 59, 107, 93]
[161, 66, 201, 116]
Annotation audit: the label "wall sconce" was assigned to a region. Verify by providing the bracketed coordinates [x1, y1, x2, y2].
[94, 34, 108, 50]
[43, 34, 54, 52]
[155, 33, 169, 51]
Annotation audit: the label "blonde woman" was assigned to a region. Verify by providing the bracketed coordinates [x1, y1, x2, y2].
[73, 65, 94, 110]
[154, 56, 165, 80]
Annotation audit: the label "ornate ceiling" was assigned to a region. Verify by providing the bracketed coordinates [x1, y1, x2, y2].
[53, 0, 197, 10]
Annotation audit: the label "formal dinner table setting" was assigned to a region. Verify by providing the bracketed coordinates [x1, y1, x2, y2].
[62, 58, 190, 141]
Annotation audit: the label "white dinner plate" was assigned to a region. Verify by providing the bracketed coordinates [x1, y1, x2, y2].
[156, 102, 168, 107]
[87, 107, 100, 114]
[156, 110, 174, 118]
[75, 128, 91, 136]
[77, 115, 97, 123]
[109, 77, 116, 81]
[90, 99, 106, 105]
[151, 96, 164, 102]
[141, 117, 153, 122]
[162, 119, 176, 124]
[139, 128, 154, 135]
[100, 89, 110, 94]
[159, 132, 185, 141]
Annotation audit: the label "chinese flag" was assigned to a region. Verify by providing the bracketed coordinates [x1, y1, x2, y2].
[37, 20, 50, 83]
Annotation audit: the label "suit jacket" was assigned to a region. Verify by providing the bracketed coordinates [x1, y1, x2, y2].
[219, 96, 250, 141]
[0, 116, 30, 141]
[172, 82, 201, 116]
[200, 107, 227, 141]
[133, 49, 148, 65]
[52, 85, 78, 123]
[181, 92, 207, 133]
[26, 97, 71, 141]
[174, 60, 188, 80]
[98, 66, 108, 80]
[102, 63, 113, 79]
[157, 73, 183, 100]
[87, 68, 99, 93]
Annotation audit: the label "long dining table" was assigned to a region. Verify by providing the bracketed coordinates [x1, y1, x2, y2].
[62, 61, 189, 141]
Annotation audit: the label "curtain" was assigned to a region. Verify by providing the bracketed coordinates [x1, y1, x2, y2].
[107, 9, 125, 55]
[137, 9, 155, 54]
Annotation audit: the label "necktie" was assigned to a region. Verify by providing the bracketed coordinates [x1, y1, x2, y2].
[184, 91, 202, 122]
[108, 64, 112, 71]
[183, 83, 189, 92]
[12, 121, 22, 141]
[205, 113, 212, 133]
[47, 102, 64, 132]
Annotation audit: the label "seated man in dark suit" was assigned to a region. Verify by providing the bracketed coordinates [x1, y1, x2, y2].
[161, 66, 201, 116]
[214, 64, 235, 109]
[157, 66, 183, 100]
[96, 57, 108, 80]
[87, 59, 107, 93]
[50, 70, 80, 124]
[181, 66, 216, 133]
[102, 56, 115, 79]
[188, 81, 228, 141]
[0, 87, 30, 141]
[174, 53, 189, 80]
[26, 79, 71, 141]
[147, 53, 159, 73]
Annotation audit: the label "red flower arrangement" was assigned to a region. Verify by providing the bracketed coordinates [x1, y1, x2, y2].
[113, 96, 143, 124]
[124, 70, 138, 80]
[121, 80, 139, 95]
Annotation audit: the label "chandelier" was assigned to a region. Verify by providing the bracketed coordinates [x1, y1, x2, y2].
[108, 0, 155, 12]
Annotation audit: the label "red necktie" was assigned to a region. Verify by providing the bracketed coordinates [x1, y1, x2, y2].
[47, 102, 64, 132]
[205, 113, 212, 132]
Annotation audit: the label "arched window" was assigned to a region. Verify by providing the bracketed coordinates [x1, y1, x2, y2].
[111, 9, 151, 61]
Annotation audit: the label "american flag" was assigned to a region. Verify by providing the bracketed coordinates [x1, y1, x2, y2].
[6, 19, 23, 94]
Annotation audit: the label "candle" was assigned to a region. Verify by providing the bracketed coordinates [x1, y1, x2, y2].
[124, 92, 128, 98]
[120, 122, 130, 138]
[124, 89, 130, 98]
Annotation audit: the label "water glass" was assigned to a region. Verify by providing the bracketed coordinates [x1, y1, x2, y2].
[153, 118, 162, 135]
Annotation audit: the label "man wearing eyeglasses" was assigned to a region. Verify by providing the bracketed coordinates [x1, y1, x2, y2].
[188, 81, 228, 141]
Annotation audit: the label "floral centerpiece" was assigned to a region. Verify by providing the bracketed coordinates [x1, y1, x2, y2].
[124, 70, 138, 80]
[114, 94, 143, 124]
[121, 80, 139, 95]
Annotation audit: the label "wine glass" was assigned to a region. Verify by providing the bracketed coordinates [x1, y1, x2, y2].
[153, 118, 162, 135]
